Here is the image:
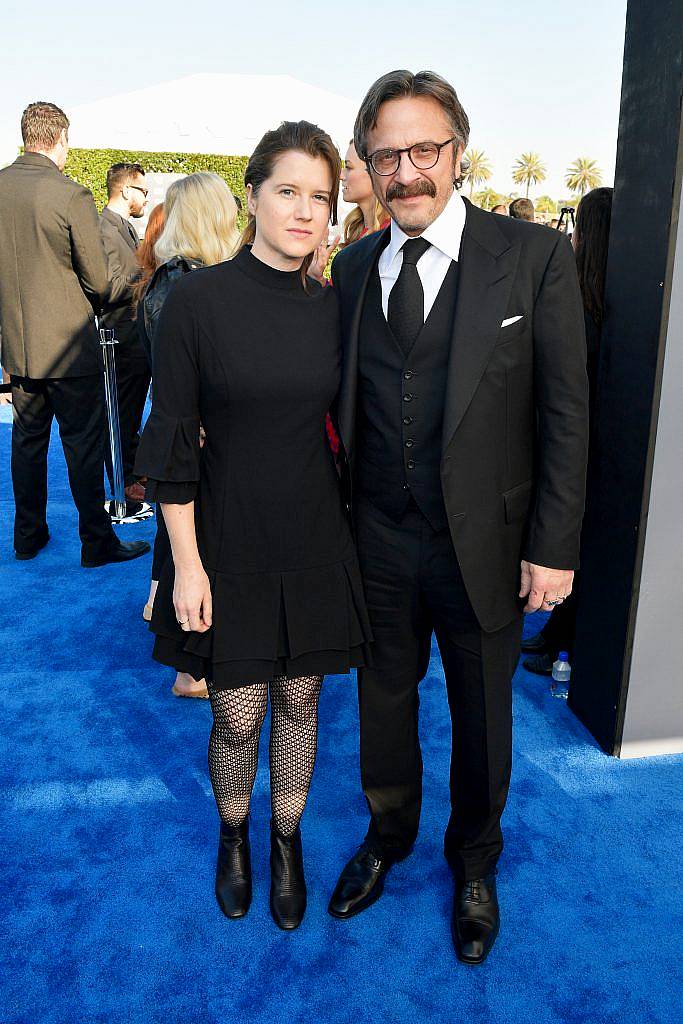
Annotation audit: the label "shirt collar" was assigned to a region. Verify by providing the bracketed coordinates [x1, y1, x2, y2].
[104, 206, 128, 227]
[385, 188, 466, 266]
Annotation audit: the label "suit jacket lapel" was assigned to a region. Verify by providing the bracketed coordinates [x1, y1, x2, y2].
[442, 201, 521, 451]
[104, 207, 138, 251]
[337, 227, 390, 462]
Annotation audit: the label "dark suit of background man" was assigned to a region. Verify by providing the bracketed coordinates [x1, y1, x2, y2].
[99, 162, 151, 506]
[327, 71, 589, 965]
[0, 101, 149, 567]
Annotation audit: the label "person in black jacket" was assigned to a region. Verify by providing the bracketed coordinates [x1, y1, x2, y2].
[134, 122, 373, 931]
[326, 71, 589, 965]
[522, 187, 613, 674]
[138, 173, 239, 700]
[99, 162, 151, 509]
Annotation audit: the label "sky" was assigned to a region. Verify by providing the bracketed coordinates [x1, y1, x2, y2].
[1, 0, 627, 200]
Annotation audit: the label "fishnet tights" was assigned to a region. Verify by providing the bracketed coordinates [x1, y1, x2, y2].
[207, 675, 323, 836]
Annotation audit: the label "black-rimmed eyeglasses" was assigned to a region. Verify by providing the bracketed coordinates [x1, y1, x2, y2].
[366, 138, 457, 176]
[127, 184, 149, 198]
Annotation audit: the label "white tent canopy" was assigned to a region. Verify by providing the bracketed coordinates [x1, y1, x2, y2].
[65, 73, 359, 157]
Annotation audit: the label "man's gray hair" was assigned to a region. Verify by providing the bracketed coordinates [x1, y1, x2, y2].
[354, 70, 470, 187]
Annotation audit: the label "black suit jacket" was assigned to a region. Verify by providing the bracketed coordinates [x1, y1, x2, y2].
[99, 207, 140, 327]
[331, 198, 589, 631]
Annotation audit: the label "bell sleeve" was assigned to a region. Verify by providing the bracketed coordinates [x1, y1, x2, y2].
[134, 278, 201, 504]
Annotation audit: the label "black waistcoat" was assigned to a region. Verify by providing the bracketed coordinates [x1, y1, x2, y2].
[356, 258, 459, 530]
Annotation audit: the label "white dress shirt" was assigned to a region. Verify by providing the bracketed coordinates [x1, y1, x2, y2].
[378, 189, 466, 321]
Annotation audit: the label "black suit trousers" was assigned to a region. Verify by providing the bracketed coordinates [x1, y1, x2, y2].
[11, 374, 116, 560]
[103, 321, 151, 490]
[355, 497, 522, 881]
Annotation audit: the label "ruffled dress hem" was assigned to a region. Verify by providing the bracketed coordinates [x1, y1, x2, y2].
[148, 553, 373, 689]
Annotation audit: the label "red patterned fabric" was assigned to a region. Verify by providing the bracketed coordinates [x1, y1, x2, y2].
[325, 411, 340, 454]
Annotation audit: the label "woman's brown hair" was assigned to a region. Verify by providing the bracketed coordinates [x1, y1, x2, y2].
[574, 187, 613, 326]
[237, 120, 341, 283]
[133, 202, 165, 308]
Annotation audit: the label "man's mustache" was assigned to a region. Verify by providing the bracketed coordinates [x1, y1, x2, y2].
[386, 179, 437, 202]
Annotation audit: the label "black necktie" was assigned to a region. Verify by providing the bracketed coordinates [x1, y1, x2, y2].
[126, 221, 139, 249]
[387, 236, 431, 357]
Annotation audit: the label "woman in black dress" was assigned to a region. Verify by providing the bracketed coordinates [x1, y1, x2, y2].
[134, 121, 372, 930]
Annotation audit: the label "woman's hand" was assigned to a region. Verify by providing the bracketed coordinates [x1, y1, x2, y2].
[307, 233, 340, 283]
[173, 562, 212, 633]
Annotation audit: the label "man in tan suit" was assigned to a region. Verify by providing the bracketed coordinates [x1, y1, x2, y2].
[0, 101, 149, 566]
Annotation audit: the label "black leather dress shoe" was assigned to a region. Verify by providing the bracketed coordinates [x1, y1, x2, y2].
[520, 632, 547, 654]
[270, 822, 306, 930]
[15, 532, 50, 560]
[451, 874, 500, 965]
[328, 843, 390, 919]
[523, 653, 554, 676]
[215, 818, 252, 919]
[81, 540, 150, 568]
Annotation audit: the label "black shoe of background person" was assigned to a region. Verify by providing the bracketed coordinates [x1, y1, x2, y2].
[328, 842, 392, 919]
[451, 874, 500, 965]
[520, 632, 548, 654]
[81, 540, 150, 568]
[15, 531, 50, 561]
[270, 821, 307, 930]
[215, 817, 252, 919]
[522, 652, 554, 676]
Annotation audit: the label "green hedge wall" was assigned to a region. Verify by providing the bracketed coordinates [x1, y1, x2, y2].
[64, 148, 249, 223]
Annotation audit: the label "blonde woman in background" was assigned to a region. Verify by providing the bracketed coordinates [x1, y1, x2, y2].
[140, 172, 239, 700]
[341, 140, 389, 244]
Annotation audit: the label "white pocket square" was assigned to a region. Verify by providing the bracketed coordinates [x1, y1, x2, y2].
[501, 315, 524, 328]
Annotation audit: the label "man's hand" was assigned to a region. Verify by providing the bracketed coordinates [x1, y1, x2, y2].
[519, 560, 574, 613]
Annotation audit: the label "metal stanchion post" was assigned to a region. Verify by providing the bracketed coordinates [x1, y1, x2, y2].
[99, 327, 126, 522]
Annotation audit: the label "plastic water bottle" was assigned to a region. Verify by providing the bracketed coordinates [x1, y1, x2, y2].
[551, 651, 571, 699]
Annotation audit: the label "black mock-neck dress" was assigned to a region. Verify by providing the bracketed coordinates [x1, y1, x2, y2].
[135, 246, 372, 689]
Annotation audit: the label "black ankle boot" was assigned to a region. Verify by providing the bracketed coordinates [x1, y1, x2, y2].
[269, 822, 306, 930]
[215, 818, 252, 919]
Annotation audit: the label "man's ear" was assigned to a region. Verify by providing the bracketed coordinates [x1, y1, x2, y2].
[246, 183, 257, 217]
[453, 143, 464, 183]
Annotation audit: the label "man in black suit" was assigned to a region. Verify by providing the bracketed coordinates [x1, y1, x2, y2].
[99, 162, 151, 510]
[327, 71, 589, 964]
[0, 102, 149, 567]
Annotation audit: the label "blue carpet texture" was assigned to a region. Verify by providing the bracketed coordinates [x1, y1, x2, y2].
[1, 413, 682, 1024]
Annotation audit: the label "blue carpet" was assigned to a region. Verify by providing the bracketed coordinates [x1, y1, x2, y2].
[1, 414, 681, 1024]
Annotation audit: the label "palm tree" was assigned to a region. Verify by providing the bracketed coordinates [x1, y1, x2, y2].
[472, 187, 504, 211]
[463, 149, 493, 199]
[512, 152, 546, 198]
[565, 158, 603, 197]
[535, 195, 558, 217]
